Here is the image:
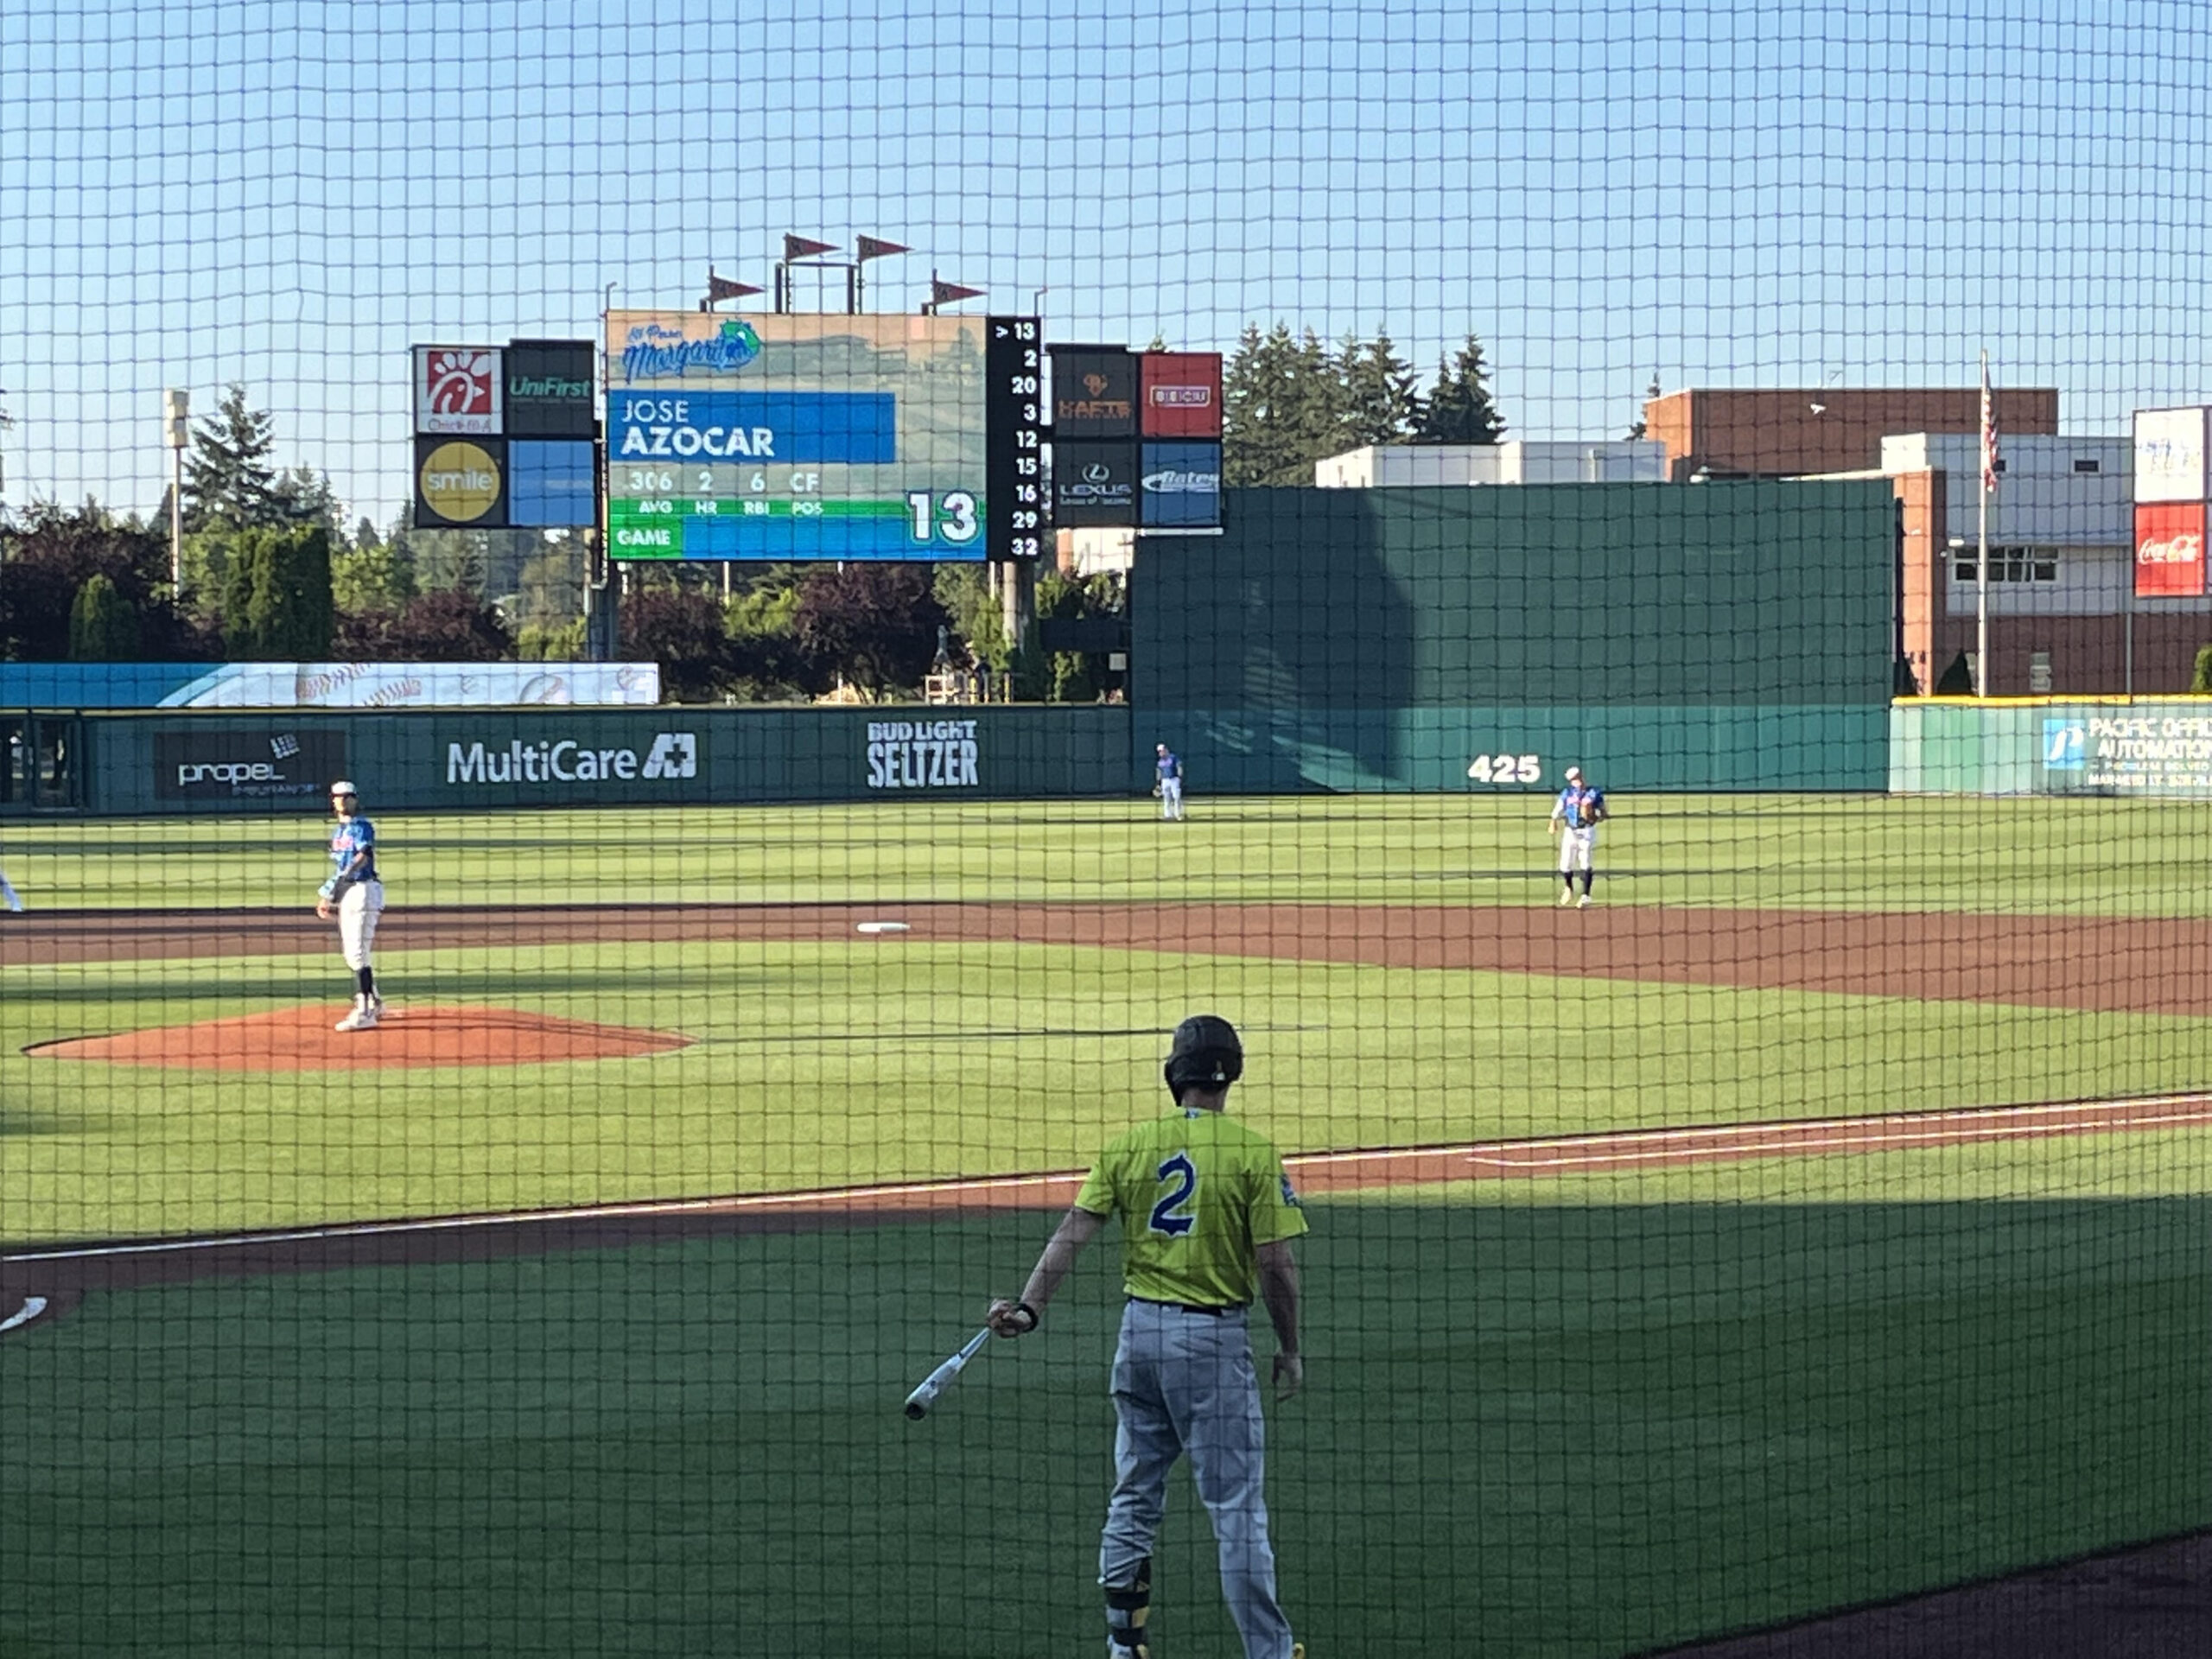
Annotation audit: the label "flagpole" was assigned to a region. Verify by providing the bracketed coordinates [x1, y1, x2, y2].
[1977, 348, 1991, 698]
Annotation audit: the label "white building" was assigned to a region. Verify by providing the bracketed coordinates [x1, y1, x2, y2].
[1873, 432, 2156, 620]
[1315, 440, 1669, 488]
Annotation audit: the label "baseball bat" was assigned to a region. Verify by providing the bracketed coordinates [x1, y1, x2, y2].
[903, 1326, 993, 1420]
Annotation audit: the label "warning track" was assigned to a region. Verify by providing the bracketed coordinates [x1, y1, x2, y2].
[4, 1092, 2206, 1334]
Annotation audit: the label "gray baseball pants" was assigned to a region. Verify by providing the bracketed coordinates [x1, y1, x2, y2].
[1099, 1298, 1295, 1659]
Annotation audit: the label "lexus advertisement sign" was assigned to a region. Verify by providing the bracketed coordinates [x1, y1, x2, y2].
[1052, 442, 1140, 527]
[156, 728, 349, 803]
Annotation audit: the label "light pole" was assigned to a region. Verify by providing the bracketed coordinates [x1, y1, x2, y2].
[163, 389, 190, 596]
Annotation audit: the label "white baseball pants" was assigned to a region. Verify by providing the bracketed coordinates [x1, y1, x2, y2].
[1559, 826, 1598, 874]
[1099, 1300, 1295, 1659]
[338, 880, 385, 970]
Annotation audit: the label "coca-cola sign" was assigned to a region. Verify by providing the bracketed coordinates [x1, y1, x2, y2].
[2136, 502, 2208, 598]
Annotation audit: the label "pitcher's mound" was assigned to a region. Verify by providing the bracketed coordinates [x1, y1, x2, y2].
[26, 1006, 693, 1071]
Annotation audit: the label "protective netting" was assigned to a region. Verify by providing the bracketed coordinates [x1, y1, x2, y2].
[5, 3, 2212, 1656]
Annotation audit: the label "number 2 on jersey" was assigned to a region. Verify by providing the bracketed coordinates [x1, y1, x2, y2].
[1149, 1152, 1198, 1236]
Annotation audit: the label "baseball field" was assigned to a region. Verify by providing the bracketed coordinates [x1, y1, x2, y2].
[3, 791, 2209, 1656]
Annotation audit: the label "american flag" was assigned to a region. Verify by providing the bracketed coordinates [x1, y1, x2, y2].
[1980, 359, 2000, 493]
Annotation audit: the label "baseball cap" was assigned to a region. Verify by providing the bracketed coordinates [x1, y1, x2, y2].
[1565, 766, 1583, 780]
[330, 780, 359, 798]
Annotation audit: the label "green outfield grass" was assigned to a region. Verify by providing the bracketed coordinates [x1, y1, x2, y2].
[3, 935, 2210, 1242]
[0, 791, 2202, 912]
[6, 792, 2212, 1656]
[4, 1184, 2207, 1658]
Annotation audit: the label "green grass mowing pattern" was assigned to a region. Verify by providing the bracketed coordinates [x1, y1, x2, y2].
[7, 938, 2212, 1241]
[3, 791, 2205, 912]
[3, 1185, 2208, 1657]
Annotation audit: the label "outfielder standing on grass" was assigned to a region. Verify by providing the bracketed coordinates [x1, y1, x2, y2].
[1548, 763, 1607, 907]
[1154, 742, 1185, 821]
[0, 853, 22, 912]
[316, 780, 385, 1031]
[988, 1014, 1307, 1659]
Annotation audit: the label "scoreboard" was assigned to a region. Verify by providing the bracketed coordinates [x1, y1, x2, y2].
[605, 311, 1041, 563]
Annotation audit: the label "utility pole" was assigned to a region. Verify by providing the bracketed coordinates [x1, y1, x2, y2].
[164, 389, 191, 596]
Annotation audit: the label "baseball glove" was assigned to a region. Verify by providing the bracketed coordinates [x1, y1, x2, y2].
[1151, 783, 1163, 798]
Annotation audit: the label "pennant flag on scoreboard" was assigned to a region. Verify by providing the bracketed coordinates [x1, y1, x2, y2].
[707, 270, 763, 301]
[783, 234, 838, 261]
[930, 277, 986, 305]
[855, 236, 909, 262]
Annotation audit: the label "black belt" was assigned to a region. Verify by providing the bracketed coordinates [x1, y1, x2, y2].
[1130, 1296, 1247, 1317]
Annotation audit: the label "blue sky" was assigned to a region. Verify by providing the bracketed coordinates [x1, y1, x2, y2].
[4, 0, 2211, 523]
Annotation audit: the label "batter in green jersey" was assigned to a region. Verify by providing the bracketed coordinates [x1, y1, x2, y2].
[988, 1014, 1308, 1659]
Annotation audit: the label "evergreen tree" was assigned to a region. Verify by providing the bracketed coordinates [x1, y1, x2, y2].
[67, 574, 143, 661]
[334, 537, 418, 617]
[1334, 330, 1421, 448]
[270, 464, 343, 531]
[1224, 322, 1342, 487]
[1413, 336, 1507, 445]
[181, 384, 281, 531]
[291, 526, 334, 658]
[219, 526, 333, 658]
[221, 533, 270, 654]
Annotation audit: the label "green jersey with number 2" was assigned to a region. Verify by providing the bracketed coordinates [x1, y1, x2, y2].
[1074, 1109, 1308, 1308]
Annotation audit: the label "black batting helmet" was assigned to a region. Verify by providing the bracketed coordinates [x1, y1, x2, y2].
[1164, 1014, 1243, 1100]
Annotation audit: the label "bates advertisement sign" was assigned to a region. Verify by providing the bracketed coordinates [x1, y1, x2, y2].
[2136, 502, 2207, 597]
[1141, 353, 1224, 438]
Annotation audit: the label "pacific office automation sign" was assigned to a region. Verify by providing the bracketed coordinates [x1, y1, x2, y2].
[156, 728, 347, 803]
[2044, 712, 2212, 792]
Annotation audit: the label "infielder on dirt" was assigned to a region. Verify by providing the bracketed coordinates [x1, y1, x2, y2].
[317, 779, 385, 1031]
[1548, 763, 1607, 907]
[987, 1014, 1307, 1659]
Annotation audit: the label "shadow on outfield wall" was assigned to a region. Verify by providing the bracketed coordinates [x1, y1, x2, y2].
[1134, 489, 1413, 792]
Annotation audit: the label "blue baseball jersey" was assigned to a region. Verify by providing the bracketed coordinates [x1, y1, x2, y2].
[330, 817, 378, 884]
[1556, 784, 1605, 826]
[1156, 749, 1182, 782]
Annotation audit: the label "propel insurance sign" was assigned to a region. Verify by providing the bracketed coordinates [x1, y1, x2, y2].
[156, 729, 347, 802]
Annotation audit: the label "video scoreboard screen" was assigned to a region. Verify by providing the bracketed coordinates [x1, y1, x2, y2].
[605, 311, 1041, 563]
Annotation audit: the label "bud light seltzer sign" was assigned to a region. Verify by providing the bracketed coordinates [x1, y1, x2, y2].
[2135, 501, 2207, 598]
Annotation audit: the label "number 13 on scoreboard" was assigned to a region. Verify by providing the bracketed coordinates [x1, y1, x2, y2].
[906, 490, 981, 544]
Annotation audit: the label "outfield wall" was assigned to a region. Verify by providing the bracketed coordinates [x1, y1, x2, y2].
[66, 707, 1137, 815]
[1135, 482, 1897, 791]
[1891, 696, 2212, 797]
